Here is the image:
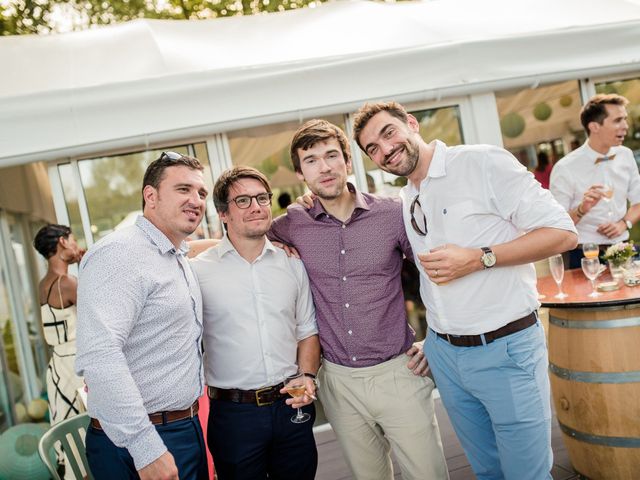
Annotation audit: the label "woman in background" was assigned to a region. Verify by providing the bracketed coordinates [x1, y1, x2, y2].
[534, 151, 553, 189]
[34, 224, 85, 477]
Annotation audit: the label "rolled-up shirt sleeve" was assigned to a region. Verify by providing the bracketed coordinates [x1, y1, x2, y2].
[76, 242, 166, 470]
[486, 147, 577, 234]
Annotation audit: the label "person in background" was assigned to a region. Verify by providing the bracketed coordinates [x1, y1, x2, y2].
[270, 119, 448, 480]
[34, 224, 85, 478]
[533, 151, 553, 189]
[191, 166, 320, 480]
[354, 100, 577, 480]
[550, 93, 640, 268]
[76, 151, 209, 480]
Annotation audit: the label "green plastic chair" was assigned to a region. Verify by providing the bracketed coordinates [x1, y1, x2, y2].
[38, 413, 94, 480]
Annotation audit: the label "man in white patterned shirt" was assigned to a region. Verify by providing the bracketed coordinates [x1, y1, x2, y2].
[191, 166, 320, 480]
[76, 152, 209, 480]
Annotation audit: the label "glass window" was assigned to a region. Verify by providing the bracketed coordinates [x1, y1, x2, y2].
[227, 115, 346, 217]
[496, 80, 584, 171]
[363, 105, 464, 197]
[57, 163, 88, 250]
[59, 143, 215, 243]
[595, 77, 640, 166]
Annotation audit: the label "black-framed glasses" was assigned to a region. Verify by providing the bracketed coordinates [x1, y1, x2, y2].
[160, 151, 185, 161]
[228, 192, 273, 209]
[410, 195, 427, 236]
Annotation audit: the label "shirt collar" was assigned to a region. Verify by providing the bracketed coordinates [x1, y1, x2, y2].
[217, 233, 277, 259]
[308, 182, 370, 219]
[583, 141, 615, 161]
[427, 140, 448, 179]
[136, 215, 188, 255]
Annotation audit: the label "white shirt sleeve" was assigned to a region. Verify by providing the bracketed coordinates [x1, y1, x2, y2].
[485, 146, 576, 234]
[290, 258, 318, 341]
[76, 242, 167, 470]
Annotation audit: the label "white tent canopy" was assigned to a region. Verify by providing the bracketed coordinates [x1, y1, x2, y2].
[1, 0, 640, 167]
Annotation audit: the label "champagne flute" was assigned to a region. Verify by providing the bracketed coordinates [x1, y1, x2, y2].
[548, 254, 568, 298]
[582, 242, 599, 260]
[581, 257, 602, 298]
[600, 183, 614, 219]
[285, 373, 311, 424]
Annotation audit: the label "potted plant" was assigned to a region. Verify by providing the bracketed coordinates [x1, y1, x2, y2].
[602, 241, 637, 279]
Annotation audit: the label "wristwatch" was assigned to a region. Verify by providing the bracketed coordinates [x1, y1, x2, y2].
[624, 219, 633, 230]
[480, 247, 497, 269]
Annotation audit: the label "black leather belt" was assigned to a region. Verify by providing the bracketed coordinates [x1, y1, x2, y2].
[435, 312, 537, 347]
[207, 383, 286, 406]
[90, 400, 199, 429]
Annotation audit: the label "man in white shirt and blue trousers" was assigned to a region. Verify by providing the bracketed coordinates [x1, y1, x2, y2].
[550, 93, 640, 268]
[190, 166, 320, 480]
[77, 152, 210, 480]
[354, 101, 578, 480]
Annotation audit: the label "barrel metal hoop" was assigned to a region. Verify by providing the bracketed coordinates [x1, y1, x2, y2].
[558, 422, 640, 448]
[548, 363, 640, 383]
[549, 314, 640, 329]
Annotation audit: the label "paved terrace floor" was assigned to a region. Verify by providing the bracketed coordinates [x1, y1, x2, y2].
[314, 395, 582, 480]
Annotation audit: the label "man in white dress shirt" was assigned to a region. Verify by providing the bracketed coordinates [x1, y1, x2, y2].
[550, 93, 640, 268]
[354, 101, 577, 480]
[190, 166, 320, 480]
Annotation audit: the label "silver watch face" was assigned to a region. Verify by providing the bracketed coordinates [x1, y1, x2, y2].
[482, 251, 497, 268]
[626, 220, 633, 230]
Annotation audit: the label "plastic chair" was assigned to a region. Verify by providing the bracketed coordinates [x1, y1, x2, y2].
[38, 413, 93, 480]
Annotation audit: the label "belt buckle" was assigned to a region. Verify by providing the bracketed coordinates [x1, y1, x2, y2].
[255, 386, 274, 406]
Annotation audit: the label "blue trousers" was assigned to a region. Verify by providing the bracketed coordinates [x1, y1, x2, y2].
[85, 416, 208, 480]
[425, 321, 553, 480]
[208, 398, 317, 480]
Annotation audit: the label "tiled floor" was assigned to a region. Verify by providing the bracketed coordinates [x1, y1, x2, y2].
[314, 397, 582, 480]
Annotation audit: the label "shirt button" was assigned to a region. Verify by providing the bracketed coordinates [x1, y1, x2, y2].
[348, 330, 353, 335]
[345, 303, 350, 308]
[352, 356, 357, 361]
[342, 224, 346, 229]
[342, 276, 347, 281]
[341, 249, 345, 254]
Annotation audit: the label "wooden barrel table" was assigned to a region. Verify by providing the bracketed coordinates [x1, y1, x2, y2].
[538, 269, 640, 479]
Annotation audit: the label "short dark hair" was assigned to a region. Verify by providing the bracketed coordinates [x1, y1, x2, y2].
[213, 166, 272, 213]
[580, 94, 629, 135]
[33, 224, 71, 259]
[290, 119, 351, 173]
[142, 152, 204, 209]
[353, 101, 409, 151]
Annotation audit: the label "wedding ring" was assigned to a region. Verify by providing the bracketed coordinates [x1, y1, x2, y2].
[434, 269, 439, 277]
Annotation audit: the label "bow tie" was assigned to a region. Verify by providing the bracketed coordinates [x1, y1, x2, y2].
[594, 154, 616, 164]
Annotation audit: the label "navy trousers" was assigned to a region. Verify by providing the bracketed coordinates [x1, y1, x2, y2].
[208, 398, 317, 480]
[85, 416, 208, 480]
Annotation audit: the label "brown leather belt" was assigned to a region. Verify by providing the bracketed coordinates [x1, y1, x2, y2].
[435, 312, 537, 348]
[90, 400, 199, 430]
[207, 383, 286, 407]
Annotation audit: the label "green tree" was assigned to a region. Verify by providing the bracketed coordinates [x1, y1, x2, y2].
[1, 0, 330, 36]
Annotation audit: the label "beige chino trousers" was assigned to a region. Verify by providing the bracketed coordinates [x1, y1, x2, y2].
[318, 355, 449, 480]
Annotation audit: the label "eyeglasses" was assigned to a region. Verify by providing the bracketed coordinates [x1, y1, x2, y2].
[160, 151, 185, 161]
[228, 192, 273, 209]
[410, 195, 427, 236]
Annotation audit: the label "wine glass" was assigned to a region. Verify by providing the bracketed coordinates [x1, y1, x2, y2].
[548, 254, 568, 299]
[581, 257, 602, 298]
[582, 242, 599, 260]
[285, 373, 311, 424]
[600, 183, 614, 219]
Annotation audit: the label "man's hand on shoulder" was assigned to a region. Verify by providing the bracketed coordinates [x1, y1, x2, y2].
[271, 241, 301, 258]
[138, 451, 179, 480]
[417, 244, 481, 284]
[406, 341, 430, 376]
[296, 192, 316, 209]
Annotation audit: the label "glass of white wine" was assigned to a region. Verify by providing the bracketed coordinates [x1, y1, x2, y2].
[285, 372, 311, 424]
[600, 183, 614, 219]
[582, 242, 599, 260]
[548, 254, 568, 299]
[581, 257, 602, 298]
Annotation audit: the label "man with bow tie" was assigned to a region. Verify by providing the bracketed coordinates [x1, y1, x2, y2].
[550, 93, 640, 268]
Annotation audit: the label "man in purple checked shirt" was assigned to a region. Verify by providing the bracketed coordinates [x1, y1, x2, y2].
[269, 119, 448, 480]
